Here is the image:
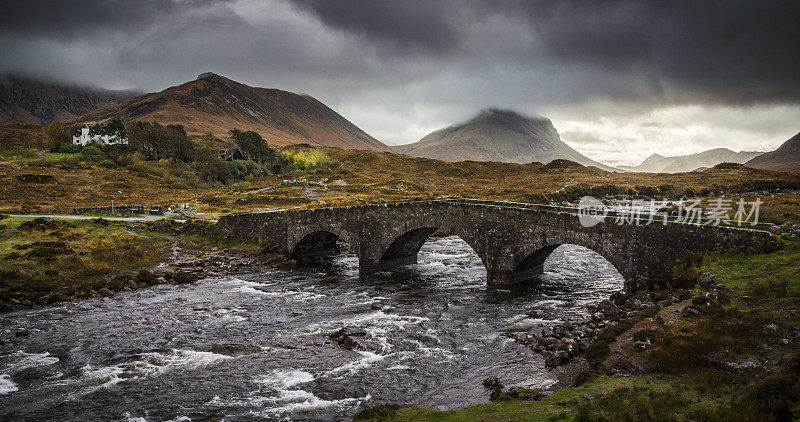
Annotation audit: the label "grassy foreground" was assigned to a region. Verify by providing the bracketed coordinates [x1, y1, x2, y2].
[0, 216, 269, 311]
[355, 236, 800, 421]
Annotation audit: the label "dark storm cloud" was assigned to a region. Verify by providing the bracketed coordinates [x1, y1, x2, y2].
[1, 0, 798, 152]
[289, 0, 461, 53]
[0, 0, 193, 39]
[292, 0, 800, 104]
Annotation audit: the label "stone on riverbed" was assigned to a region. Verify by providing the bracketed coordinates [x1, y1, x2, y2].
[543, 351, 561, 368]
[329, 327, 379, 352]
[597, 299, 621, 316]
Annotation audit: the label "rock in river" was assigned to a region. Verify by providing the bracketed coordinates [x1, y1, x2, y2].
[329, 327, 379, 352]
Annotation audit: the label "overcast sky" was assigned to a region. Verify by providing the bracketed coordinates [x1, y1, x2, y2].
[2, 0, 799, 165]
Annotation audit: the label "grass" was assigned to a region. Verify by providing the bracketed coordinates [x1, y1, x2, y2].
[704, 235, 800, 296]
[354, 376, 723, 421]
[0, 217, 170, 309]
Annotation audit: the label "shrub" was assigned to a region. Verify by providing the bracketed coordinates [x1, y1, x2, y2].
[23, 241, 74, 258]
[281, 149, 332, 171]
[81, 145, 106, 157]
[670, 252, 702, 289]
[134, 269, 157, 286]
[57, 142, 83, 153]
[18, 218, 76, 232]
[98, 159, 116, 168]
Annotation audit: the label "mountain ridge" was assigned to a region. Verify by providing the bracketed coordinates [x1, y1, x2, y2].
[0, 75, 138, 125]
[78, 73, 389, 151]
[745, 131, 800, 173]
[620, 148, 764, 173]
[393, 108, 617, 171]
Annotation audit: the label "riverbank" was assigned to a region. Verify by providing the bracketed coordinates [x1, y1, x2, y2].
[0, 216, 282, 313]
[355, 235, 800, 421]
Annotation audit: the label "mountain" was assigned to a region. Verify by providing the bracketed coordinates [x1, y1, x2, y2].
[745, 131, 800, 173]
[0, 75, 138, 124]
[393, 109, 617, 170]
[79, 73, 389, 150]
[619, 148, 764, 173]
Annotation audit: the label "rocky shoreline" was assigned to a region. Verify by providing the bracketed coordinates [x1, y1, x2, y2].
[504, 288, 689, 396]
[1, 237, 287, 313]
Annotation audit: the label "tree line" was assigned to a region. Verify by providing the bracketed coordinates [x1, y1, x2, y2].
[36, 120, 332, 184]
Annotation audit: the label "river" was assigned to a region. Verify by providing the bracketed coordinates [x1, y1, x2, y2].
[0, 236, 623, 421]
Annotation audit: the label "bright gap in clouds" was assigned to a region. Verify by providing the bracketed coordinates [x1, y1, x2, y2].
[551, 104, 800, 167]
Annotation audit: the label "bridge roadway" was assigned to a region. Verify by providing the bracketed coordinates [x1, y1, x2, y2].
[215, 199, 780, 291]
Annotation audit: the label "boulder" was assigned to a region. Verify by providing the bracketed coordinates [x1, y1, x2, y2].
[597, 299, 621, 316]
[714, 284, 730, 292]
[329, 327, 378, 352]
[698, 272, 716, 289]
[537, 336, 557, 349]
[610, 290, 629, 306]
[685, 307, 701, 316]
[543, 351, 561, 368]
[557, 338, 577, 354]
[768, 225, 783, 235]
[97, 288, 114, 297]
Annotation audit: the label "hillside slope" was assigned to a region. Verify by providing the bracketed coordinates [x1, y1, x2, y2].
[79, 73, 389, 150]
[393, 109, 617, 171]
[620, 148, 764, 173]
[746, 131, 800, 173]
[0, 75, 137, 124]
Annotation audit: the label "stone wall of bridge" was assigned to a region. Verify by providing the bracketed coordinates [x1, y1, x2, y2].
[214, 201, 780, 291]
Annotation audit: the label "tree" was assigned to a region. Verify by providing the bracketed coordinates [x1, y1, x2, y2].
[106, 119, 127, 153]
[42, 122, 71, 152]
[106, 119, 126, 138]
[127, 121, 168, 160]
[166, 124, 193, 163]
[229, 128, 275, 164]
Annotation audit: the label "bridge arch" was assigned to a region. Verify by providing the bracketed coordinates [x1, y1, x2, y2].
[375, 224, 488, 271]
[288, 227, 357, 261]
[512, 235, 633, 284]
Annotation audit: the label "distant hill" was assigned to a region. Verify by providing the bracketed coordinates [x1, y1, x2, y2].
[393, 109, 617, 171]
[0, 75, 138, 125]
[79, 73, 389, 150]
[619, 148, 764, 173]
[746, 131, 800, 173]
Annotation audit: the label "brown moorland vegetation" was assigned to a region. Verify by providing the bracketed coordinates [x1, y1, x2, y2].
[2, 139, 798, 224]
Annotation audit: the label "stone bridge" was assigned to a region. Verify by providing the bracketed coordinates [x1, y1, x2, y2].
[214, 199, 780, 291]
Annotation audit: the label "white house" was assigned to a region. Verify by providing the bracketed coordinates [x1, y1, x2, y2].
[72, 123, 128, 146]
